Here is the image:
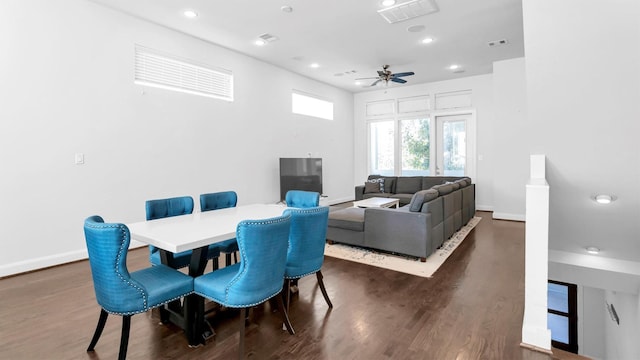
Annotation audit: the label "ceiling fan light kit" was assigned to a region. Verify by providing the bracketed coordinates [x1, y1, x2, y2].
[355, 65, 415, 87]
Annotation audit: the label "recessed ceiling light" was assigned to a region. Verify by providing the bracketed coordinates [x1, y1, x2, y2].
[407, 25, 425, 33]
[254, 39, 266, 46]
[183, 10, 198, 18]
[382, 0, 396, 6]
[594, 194, 614, 204]
[281, 5, 293, 13]
[422, 37, 434, 44]
[310, 63, 320, 68]
[449, 64, 460, 70]
[586, 246, 600, 254]
[355, 81, 362, 86]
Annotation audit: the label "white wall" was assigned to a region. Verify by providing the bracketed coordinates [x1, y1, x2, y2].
[353, 75, 495, 210]
[581, 286, 605, 360]
[604, 291, 640, 360]
[0, 0, 354, 276]
[492, 58, 527, 221]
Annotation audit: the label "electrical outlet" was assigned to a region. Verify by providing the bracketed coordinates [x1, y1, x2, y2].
[75, 153, 85, 165]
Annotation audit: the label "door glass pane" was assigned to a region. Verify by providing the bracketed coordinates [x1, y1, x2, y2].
[370, 121, 394, 175]
[442, 120, 466, 176]
[548, 313, 569, 343]
[400, 118, 430, 176]
[548, 283, 569, 313]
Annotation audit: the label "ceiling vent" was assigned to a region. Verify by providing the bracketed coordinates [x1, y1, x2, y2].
[488, 39, 509, 47]
[258, 33, 279, 43]
[378, 0, 439, 24]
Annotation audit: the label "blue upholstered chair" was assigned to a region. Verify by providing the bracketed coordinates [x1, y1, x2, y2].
[194, 214, 295, 359]
[200, 191, 239, 267]
[285, 190, 320, 208]
[283, 206, 333, 313]
[84, 216, 194, 360]
[146, 196, 220, 269]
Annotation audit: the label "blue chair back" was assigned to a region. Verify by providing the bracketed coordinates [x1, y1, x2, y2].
[84, 216, 148, 314]
[200, 191, 238, 212]
[285, 190, 320, 208]
[145, 196, 194, 220]
[145, 196, 194, 265]
[225, 214, 291, 306]
[283, 207, 330, 278]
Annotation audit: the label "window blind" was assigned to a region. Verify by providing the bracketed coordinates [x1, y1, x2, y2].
[134, 45, 233, 101]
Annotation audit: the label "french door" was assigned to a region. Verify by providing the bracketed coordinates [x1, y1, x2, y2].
[435, 114, 469, 176]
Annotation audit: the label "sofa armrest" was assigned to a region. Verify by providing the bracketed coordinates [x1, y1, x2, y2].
[364, 208, 432, 260]
[355, 185, 365, 200]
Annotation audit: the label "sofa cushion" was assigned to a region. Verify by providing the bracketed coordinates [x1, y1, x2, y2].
[422, 177, 445, 190]
[364, 179, 382, 194]
[408, 189, 439, 212]
[432, 183, 454, 196]
[447, 181, 461, 190]
[395, 176, 423, 194]
[328, 208, 365, 232]
[390, 193, 414, 206]
[455, 178, 468, 188]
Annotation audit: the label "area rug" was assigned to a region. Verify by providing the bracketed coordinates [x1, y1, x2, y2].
[324, 216, 481, 278]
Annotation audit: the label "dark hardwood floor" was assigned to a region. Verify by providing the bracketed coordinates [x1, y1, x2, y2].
[0, 211, 561, 359]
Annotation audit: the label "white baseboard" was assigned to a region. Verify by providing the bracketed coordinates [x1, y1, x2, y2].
[476, 204, 494, 212]
[1, 241, 148, 278]
[493, 212, 526, 222]
[0, 249, 89, 278]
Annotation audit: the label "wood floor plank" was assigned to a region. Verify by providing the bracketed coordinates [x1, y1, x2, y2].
[0, 211, 562, 360]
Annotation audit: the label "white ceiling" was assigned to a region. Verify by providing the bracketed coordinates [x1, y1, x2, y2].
[88, 0, 524, 92]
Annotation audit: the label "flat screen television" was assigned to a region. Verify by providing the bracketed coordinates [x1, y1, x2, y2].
[279, 158, 323, 201]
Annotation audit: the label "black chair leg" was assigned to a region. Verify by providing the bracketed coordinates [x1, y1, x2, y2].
[225, 253, 232, 267]
[284, 279, 292, 313]
[233, 251, 238, 264]
[316, 271, 333, 308]
[275, 292, 295, 335]
[212, 257, 219, 271]
[87, 309, 109, 352]
[239, 307, 247, 360]
[118, 315, 131, 360]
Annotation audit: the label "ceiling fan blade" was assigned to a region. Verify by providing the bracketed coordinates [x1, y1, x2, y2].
[355, 76, 380, 80]
[391, 72, 415, 78]
[370, 79, 381, 87]
[391, 78, 407, 84]
[377, 70, 386, 77]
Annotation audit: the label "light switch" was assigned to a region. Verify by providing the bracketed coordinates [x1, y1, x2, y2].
[75, 153, 85, 165]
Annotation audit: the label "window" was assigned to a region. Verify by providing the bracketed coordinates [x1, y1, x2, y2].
[369, 120, 394, 175]
[292, 91, 334, 120]
[134, 45, 233, 101]
[366, 96, 432, 176]
[365, 94, 477, 178]
[548, 280, 578, 353]
[400, 118, 430, 175]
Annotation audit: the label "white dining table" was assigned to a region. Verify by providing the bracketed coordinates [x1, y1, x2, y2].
[128, 203, 288, 253]
[126, 203, 288, 346]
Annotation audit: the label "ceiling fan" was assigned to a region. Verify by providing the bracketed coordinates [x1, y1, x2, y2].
[356, 65, 415, 87]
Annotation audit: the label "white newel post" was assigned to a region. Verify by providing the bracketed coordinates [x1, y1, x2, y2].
[521, 154, 552, 352]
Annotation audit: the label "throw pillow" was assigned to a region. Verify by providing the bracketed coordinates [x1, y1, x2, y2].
[376, 178, 385, 192]
[364, 180, 381, 194]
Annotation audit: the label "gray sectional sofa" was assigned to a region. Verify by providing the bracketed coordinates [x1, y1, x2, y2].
[327, 175, 475, 261]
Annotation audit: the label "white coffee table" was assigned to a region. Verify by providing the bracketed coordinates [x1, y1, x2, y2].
[353, 197, 399, 209]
